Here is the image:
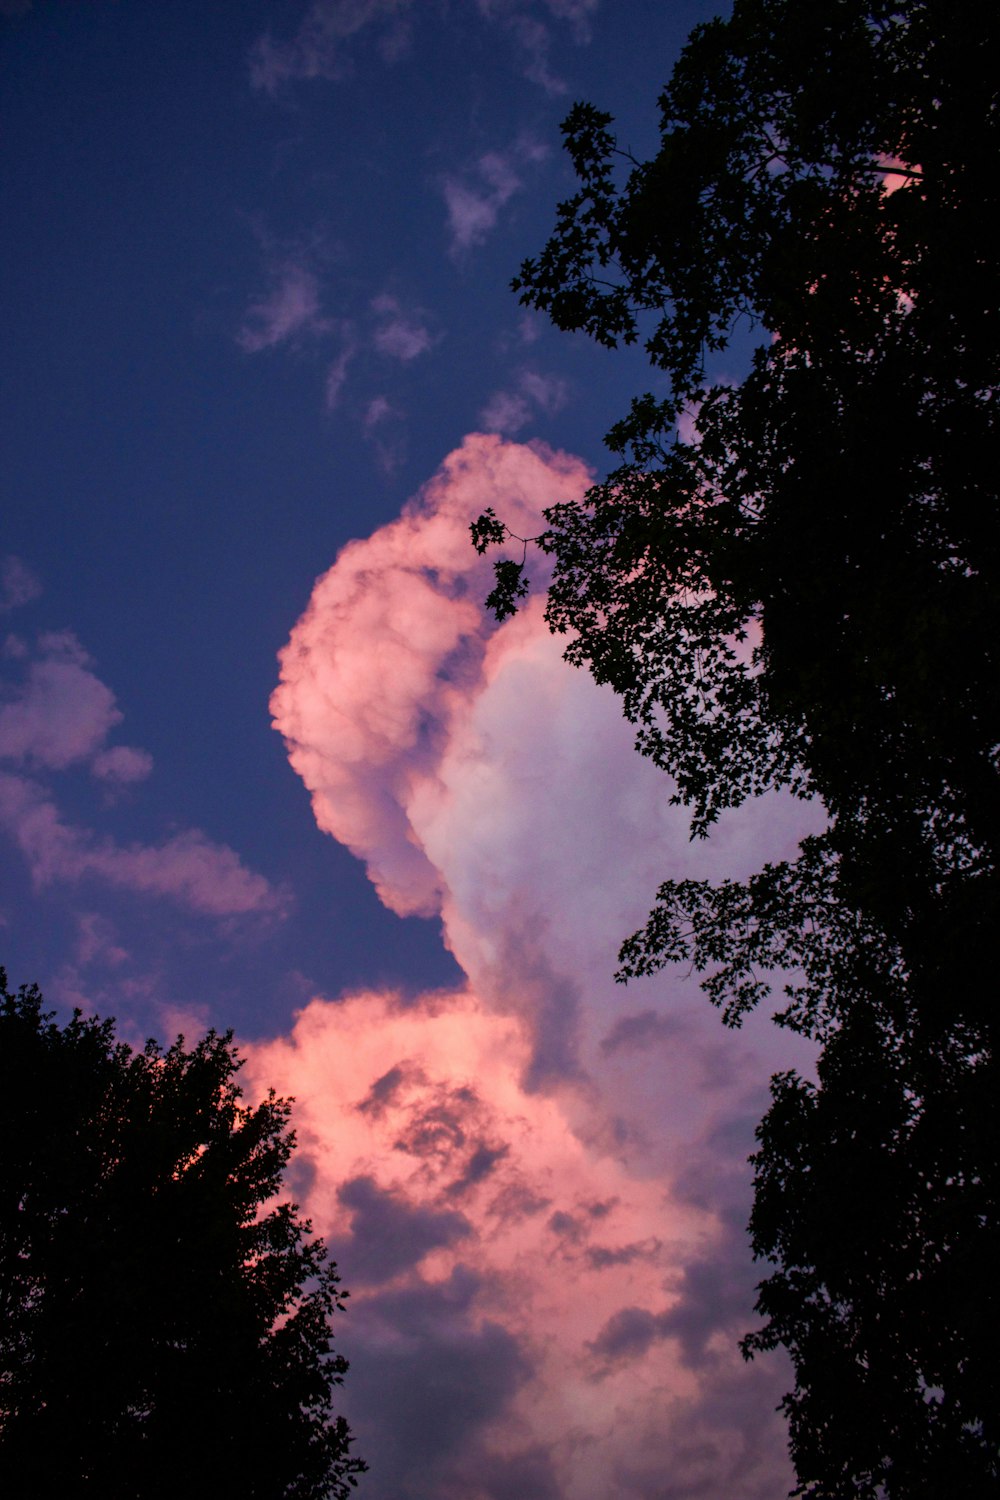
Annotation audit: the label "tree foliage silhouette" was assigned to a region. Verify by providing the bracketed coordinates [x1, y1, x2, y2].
[474, 1, 999, 1493]
[0, 970, 365, 1500]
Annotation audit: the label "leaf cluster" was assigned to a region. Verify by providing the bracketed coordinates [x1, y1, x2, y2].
[485, 0, 1000, 1491]
[0, 973, 365, 1500]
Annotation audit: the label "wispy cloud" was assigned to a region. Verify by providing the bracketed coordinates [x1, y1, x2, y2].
[0, 555, 41, 614]
[0, 773, 285, 919]
[0, 632, 284, 922]
[249, 0, 413, 94]
[371, 294, 435, 362]
[0, 631, 123, 771]
[238, 260, 332, 352]
[324, 337, 358, 410]
[91, 745, 154, 786]
[363, 394, 407, 472]
[475, 0, 600, 93]
[239, 264, 434, 414]
[443, 142, 545, 256]
[249, 0, 596, 96]
[479, 367, 569, 434]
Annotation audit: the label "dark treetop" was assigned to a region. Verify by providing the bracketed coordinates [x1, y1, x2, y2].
[475, 2, 1000, 1494]
[0, 969, 365, 1500]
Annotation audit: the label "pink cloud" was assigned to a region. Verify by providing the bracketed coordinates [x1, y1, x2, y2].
[261, 434, 823, 1496]
[479, 368, 569, 435]
[474, 0, 599, 92]
[239, 261, 330, 352]
[249, 0, 595, 98]
[371, 294, 435, 362]
[0, 631, 122, 770]
[0, 631, 154, 788]
[362, 395, 407, 473]
[91, 744, 154, 785]
[325, 338, 358, 409]
[74, 911, 129, 968]
[363, 395, 396, 431]
[247, 984, 795, 1500]
[442, 147, 544, 255]
[271, 434, 588, 916]
[0, 773, 284, 919]
[249, 0, 413, 93]
[0, 628, 282, 923]
[0, 555, 42, 613]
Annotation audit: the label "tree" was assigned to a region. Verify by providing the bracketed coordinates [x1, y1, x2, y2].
[0, 969, 365, 1500]
[474, 2, 1000, 1492]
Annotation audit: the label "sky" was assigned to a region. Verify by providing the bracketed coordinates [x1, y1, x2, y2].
[2, 3, 822, 1495]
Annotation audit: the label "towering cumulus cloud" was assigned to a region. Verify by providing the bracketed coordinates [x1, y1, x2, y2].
[258, 434, 817, 1499]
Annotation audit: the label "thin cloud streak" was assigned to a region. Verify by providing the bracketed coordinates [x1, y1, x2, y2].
[0, 773, 286, 919]
[249, 0, 598, 96]
[249, 0, 413, 93]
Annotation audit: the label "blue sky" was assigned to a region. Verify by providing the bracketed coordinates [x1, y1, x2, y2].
[3, 0, 718, 1036]
[1, 6, 825, 1497]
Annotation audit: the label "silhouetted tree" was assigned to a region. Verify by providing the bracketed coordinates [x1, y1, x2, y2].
[0, 969, 365, 1500]
[474, 2, 1000, 1492]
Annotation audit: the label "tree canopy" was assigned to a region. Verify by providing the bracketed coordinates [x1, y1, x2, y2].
[0, 970, 365, 1500]
[474, 1, 1000, 1493]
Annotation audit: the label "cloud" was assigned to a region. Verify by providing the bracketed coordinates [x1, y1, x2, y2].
[74, 911, 129, 969]
[238, 260, 331, 352]
[474, 0, 600, 93]
[0, 556, 42, 614]
[249, 0, 596, 96]
[257, 433, 825, 1496]
[325, 338, 358, 409]
[362, 395, 407, 473]
[337, 1174, 472, 1282]
[0, 773, 286, 918]
[0, 631, 152, 786]
[91, 745, 154, 785]
[249, 0, 413, 93]
[270, 434, 587, 918]
[371, 294, 435, 363]
[0, 633, 282, 922]
[363, 395, 396, 432]
[542, 0, 599, 31]
[442, 145, 545, 256]
[0, 631, 122, 770]
[479, 369, 569, 435]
